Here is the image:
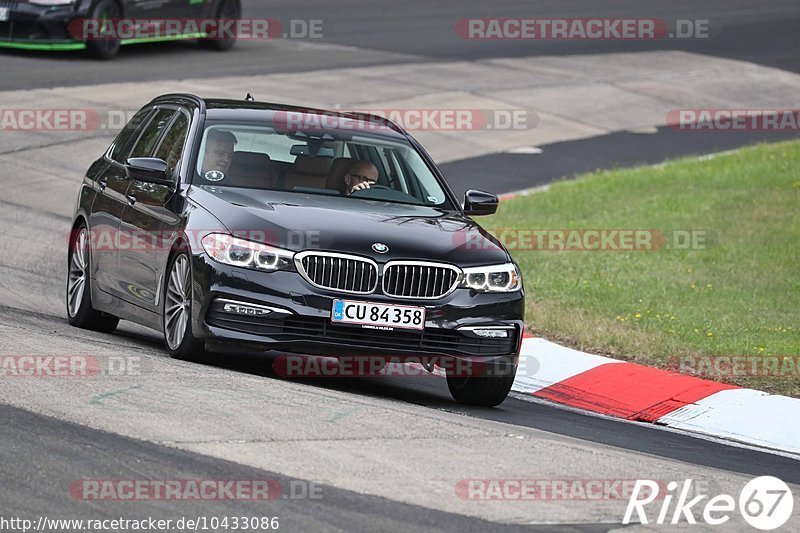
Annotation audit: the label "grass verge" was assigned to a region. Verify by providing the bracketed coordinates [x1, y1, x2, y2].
[486, 141, 800, 396]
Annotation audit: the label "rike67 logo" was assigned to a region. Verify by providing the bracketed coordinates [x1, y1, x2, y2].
[624, 476, 794, 529]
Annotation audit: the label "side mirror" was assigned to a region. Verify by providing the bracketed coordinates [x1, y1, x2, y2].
[125, 157, 172, 186]
[463, 189, 498, 216]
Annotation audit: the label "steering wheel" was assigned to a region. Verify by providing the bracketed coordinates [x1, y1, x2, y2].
[351, 184, 391, 195]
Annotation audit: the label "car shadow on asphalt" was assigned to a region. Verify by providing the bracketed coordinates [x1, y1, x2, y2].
[190, 349, 800, 484]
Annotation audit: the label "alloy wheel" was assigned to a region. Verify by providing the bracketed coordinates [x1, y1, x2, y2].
[164, 255, 191, 350]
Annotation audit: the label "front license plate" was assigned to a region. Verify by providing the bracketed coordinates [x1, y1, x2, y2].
[0, 8, 9, 22]
[331, 299, 425, 330]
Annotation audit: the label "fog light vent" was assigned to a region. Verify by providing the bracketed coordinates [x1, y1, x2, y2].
[217, 298, 290, 317]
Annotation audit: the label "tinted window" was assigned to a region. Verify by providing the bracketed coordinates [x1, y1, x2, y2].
[155, 111, 190, 178]
[109, 107, 154, 163]
[130, 109, 176, 158]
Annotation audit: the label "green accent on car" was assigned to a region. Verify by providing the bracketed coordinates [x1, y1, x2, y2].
[0, 32, 210, 51]
[120, 32, 208, 45]
[0, 41, 87, 51]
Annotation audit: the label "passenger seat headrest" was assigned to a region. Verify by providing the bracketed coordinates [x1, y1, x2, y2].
[290, 155, 333, 175]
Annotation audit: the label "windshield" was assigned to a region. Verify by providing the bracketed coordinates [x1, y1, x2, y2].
[195, 120, 452, 208]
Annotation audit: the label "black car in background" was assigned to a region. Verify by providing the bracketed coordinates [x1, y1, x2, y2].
[0, 0, 240, 59]
[66, 94, 525, 406]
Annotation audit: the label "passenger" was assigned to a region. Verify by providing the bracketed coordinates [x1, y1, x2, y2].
[344, 161, 379, 195]
[201, 130, 237, 176]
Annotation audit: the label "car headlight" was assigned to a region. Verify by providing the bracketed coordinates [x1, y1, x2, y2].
[201, 233, 295, 272]
[460, 263, 522, 293]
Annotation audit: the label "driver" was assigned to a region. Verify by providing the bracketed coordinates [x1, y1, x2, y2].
[201, 130, 237, 176]
[344, 161, 379, 195]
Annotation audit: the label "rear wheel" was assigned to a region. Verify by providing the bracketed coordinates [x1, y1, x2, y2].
[446, 364, 517, 407]
[66, 224, 119, 333]
[85, 0, 122, 60]
[163, 252, 207, 361]
[199, 0, 241, 51]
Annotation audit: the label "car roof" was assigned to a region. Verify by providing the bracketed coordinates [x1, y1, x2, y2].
[149, 93, 408, 140]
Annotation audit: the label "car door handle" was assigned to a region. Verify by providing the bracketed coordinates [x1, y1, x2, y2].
[126, 193, 136, 206]
[98, 178, 107, 191]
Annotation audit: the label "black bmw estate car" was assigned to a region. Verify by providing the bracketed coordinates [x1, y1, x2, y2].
[66, 94, 524, 406]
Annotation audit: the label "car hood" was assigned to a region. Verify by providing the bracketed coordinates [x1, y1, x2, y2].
[188, 186, 510, 267]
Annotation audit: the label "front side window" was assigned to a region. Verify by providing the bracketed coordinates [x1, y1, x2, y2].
[155, 111, 190, 178]
[109, 107, 154, 163]
[130, 109, 176, 159]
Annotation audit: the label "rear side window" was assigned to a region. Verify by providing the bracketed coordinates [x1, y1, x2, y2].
[109, 107, 154, 163]
[130, 109, 176, 158]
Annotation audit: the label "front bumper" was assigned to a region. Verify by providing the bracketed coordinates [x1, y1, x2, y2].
[0, 2, 85, 49]
[190, 253, 525, 366]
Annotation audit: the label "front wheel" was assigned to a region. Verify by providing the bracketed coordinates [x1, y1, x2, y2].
[446, 364, 517, 407]
[163, 253, 207, 361]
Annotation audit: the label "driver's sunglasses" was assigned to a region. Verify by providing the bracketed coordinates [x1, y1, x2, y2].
[348, 173, 376, 184]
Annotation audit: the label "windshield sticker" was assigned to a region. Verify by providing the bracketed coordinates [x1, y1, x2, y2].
[204, 170, 225, 182]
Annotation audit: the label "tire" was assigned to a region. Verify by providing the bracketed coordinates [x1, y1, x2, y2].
[446, 363, 517, 407]
[163, 252, 207, 361]
[198, 0, 241, 51]
[66, 224, 119, 333]
[85, 0, 122, 60]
